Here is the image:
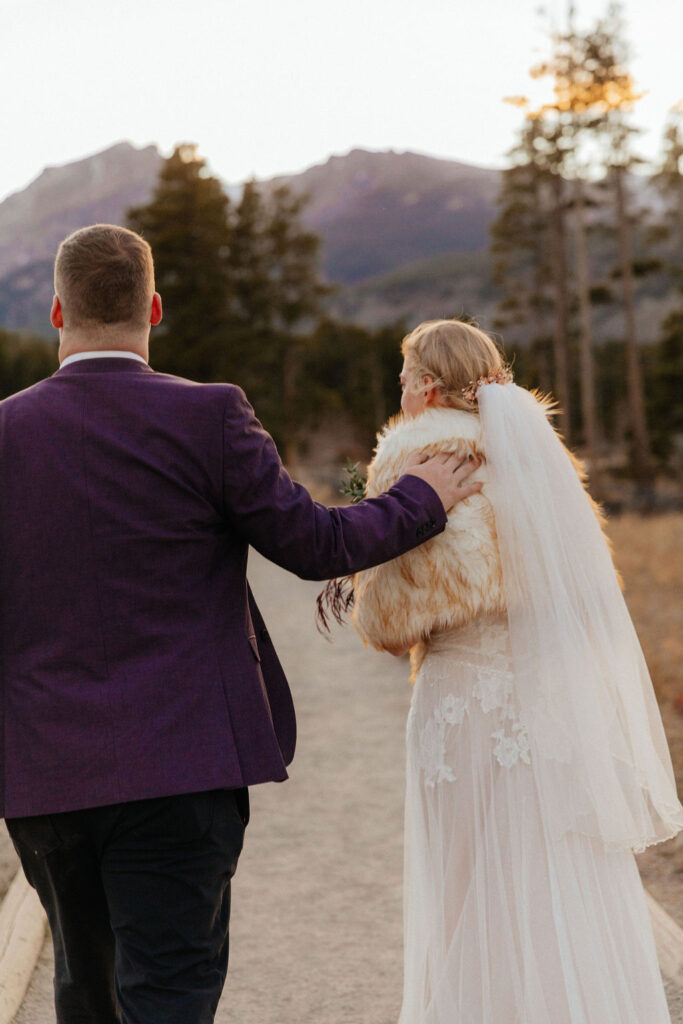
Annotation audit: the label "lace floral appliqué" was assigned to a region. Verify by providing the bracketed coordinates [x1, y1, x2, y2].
[491, 723, 531, 769]
[413, 618, 531, 787]
[415, 694, 469, 786]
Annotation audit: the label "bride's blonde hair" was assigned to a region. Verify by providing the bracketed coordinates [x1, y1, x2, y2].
[402, 318, 507, 412]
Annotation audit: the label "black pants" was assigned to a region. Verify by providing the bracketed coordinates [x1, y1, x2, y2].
[6, 787, 249, 1024]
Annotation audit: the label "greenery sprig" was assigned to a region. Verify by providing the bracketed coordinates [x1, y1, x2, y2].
[316, 460, 367, 635]
[341, 459, 367, 504]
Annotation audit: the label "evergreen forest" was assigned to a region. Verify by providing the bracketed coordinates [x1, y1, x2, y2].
[0, 7, 681, 508]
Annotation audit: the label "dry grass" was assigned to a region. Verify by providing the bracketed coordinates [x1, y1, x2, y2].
[608, 513, 683, 797]
[608, 513, 683, 707]
[608, 513, 683, 921]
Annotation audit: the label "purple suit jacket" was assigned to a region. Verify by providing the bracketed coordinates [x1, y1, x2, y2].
[0, 358, 446, 817]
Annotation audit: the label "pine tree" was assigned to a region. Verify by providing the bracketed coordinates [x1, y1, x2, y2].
[491, 110, 572, 436]
[499, 8, 654, 493]
[224, 181, 330, 456]
[127, 144, 234, 380]
[586, 12, 654, 494]
[647, 310, 683, 468]
[265, 185, 330, 461]
[653, 104, 683, 295]
[491, 130, 552, 341]
[229, 179, 273, 331]
[128, 149, 329, 454]
[527, 12, 617, 483]
[0, 329, 57, 397]
[305, 319, 404, 444]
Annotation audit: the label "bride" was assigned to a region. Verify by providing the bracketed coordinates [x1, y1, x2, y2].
[348, 319, 683, 1023]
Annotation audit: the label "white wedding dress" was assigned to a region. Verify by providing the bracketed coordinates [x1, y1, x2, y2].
[400, 613, 672, 1024]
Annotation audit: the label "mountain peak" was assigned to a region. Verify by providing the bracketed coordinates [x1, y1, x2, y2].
[3, 141, 161, 212]
[0, 141, 500, 332]
[0, 142, 163, 285]
[265, 146, 500, 282]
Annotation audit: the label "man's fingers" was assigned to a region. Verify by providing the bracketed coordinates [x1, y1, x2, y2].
[406, 451, 483, 474]
[430, 451, 465, 470]
[456, 481, 483, 498]
[402, 449, 485, 513]
[404, 452, 429, 468]
[434, 452, 482, 478]
[452, 455, 482, 481]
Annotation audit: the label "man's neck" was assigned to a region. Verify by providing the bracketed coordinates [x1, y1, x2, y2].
[60, 351, 149, 369]
[58, 331, 149, 366]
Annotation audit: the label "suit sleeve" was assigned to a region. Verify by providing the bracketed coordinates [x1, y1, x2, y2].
[221, 385, 446, 581]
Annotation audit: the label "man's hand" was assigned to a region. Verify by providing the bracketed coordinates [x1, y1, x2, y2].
[403, 451, 483, 513]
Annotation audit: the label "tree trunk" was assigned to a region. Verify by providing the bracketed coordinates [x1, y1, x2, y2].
[531, 225, 553, 394]
[613, 166, 654, 496]
[572, 178, 601, 493]
[546, 175, 572, 443]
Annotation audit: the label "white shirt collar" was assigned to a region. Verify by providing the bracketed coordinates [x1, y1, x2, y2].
[60, 351, 148, 369]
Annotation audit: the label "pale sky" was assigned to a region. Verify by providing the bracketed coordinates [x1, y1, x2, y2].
[1, 0, 680, 203]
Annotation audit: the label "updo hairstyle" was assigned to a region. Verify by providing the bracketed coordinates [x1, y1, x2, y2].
[401, 319, 507, 413]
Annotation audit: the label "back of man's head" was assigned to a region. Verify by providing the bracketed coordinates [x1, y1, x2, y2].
[54, 224, 155, 330]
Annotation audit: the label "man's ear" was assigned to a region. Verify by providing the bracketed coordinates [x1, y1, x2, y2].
[50, 296, 63, 329]
[150, 292, 162, 326]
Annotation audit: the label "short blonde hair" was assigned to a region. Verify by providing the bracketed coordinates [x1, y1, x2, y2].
[401, 318, 507, 412]
[54, 224, 154, 328]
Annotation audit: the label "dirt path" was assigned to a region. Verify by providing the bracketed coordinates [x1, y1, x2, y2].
[0, 823, 19, 901]
[12, 552, 683, 1023]
[214, 552, 411, 1024]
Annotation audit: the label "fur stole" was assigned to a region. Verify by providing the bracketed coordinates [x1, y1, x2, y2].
[351, 407, 505, 678]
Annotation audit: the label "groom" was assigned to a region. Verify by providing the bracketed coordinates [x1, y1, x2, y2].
[0, 224, 480, 1024]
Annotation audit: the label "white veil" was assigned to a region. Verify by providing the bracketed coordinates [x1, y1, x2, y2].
[477, 382, 683, 852]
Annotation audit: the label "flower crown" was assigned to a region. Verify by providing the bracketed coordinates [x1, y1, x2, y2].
[461, 368, 513, 403]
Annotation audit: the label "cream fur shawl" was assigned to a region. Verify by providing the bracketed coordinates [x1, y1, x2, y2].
[351, 405, 610, 678]
[351, 407, 504, 674]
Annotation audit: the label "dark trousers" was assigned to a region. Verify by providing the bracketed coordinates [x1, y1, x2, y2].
[6, 787, 249, 1024]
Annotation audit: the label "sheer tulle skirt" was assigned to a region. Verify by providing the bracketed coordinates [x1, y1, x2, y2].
[399, 617, 671, 1024]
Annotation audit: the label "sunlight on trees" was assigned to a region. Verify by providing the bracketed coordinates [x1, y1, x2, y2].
[492, 5, 681, 502]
